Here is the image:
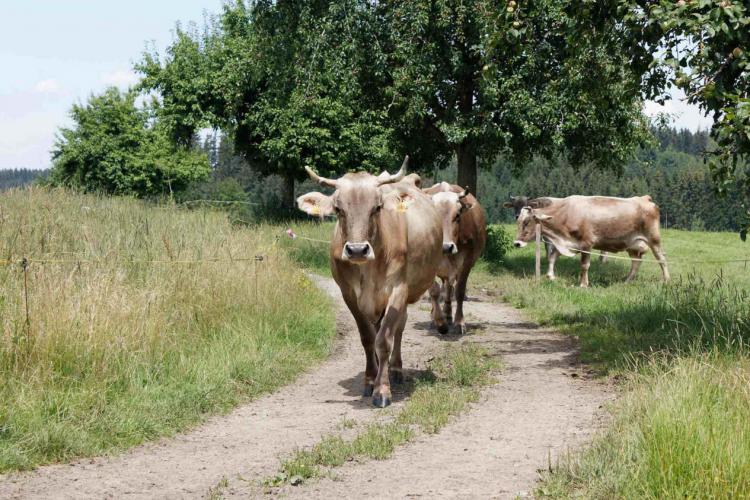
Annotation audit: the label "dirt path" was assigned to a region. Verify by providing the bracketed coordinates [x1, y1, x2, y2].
[0, 277, 611, 499]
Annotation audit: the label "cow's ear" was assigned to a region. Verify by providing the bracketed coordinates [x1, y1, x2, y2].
[297, 192, 334, 218]
[460, 198, 475, 211]
[533, 213, 552, 222]
[502, 201, 513, 208]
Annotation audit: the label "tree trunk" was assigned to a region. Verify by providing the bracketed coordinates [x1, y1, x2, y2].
[456, 142, 477, 195]
[282, 173, 295, 210]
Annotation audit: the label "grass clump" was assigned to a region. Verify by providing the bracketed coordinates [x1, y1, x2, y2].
[271, 345, 497, 485]
[0, 187, 335, 471]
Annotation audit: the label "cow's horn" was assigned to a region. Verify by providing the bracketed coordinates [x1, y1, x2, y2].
[377, 156, 408, 186]
[305, 166, 338, 188]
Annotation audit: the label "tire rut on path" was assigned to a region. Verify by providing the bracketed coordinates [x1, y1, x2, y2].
[0, 277, 612, 499]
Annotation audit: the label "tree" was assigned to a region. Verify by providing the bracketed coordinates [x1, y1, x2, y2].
[140, 1, 655, 199]
[372, 0, 650, 193]
[585, 1, 750, 232]
[138, 1, 395, 209]
[50, 88, 210, 197]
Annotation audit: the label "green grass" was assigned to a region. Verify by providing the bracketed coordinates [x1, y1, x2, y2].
[474, 225, 750, 498]
[538, 354, 750, 499]
[280, 221, 334, 276]
[0, 188, 335, 472]
[267, 345, 497, 486]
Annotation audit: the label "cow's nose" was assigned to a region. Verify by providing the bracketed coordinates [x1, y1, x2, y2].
[345, 243, 371, 259]
[513, 241, 522, 248]
[442, 243, 457, 255]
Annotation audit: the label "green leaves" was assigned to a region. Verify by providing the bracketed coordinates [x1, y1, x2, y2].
[49, 88, 210, 197]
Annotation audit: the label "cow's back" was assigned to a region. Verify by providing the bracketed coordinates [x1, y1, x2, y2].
[547, 195, 660, 252]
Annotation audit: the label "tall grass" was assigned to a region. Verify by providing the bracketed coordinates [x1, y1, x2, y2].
[0, 188, 334, 471]
[539, 354, 750, 498]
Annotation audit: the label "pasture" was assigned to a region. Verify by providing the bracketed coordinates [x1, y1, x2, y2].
[282, 220, 750, 497]
[0, 188, 334, 471]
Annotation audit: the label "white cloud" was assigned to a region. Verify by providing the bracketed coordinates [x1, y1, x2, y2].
[101, 69, 139, 89]
[33, 79, 63, 94]
[643, 87, 713, 132]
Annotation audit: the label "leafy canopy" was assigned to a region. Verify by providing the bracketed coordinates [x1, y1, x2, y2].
[139, 0, 652, 195]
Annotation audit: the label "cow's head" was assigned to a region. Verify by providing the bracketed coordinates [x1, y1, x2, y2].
[424, 182, 475, 255]
[503, 196, 530, 220]
[513, 207, 552, 248]
[297, 156, 409, 264]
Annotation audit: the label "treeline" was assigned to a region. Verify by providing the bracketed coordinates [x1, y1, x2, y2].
[478, 128, 744, 231]
[0, 169, 48, 190]
[187, 126, 741, 232]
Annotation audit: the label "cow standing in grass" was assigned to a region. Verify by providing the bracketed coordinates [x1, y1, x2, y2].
[297, 157, 442, 407]
[504, 195, 609, 264]
[423, 182, 487, 335]
[512, 195, 670, 287]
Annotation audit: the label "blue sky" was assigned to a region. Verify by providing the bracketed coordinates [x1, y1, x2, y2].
[0, 1, 713, 170]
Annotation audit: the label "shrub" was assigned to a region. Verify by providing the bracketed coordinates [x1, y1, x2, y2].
[483, 224, 513, 265]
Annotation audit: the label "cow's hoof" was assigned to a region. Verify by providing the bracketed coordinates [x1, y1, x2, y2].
[437, 324, 449, 335]
[372, 394, 392, 408]
[456, 324, 466, 335]
[363, 384, 374, 397]
[390, 371, 404, 385]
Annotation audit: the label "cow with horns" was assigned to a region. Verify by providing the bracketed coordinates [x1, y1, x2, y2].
[423, 182, 487, 335]
[296, 157, 442, 407]
[512, 195, 670, 287]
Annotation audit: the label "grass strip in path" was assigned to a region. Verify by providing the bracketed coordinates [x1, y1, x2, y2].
[264, 345, 498, 487]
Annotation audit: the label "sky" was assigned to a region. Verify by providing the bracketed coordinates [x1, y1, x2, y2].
[0, 1, 714, 171]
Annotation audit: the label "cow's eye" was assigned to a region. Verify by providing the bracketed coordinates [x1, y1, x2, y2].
[372, 205, 382, 215]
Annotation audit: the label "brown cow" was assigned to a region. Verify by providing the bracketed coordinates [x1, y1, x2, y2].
[297, 157, 442, 407]
[513, 195, 669, 287]
[504, 195, 608, 263]
[423, 182, 487, 335]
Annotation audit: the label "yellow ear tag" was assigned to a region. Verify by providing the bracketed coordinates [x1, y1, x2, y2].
[397, 196, 413, 213]
[310, 204, 320, 216]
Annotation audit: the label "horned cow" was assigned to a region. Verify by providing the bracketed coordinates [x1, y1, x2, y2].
[297, 157, 442, 407]
[423, 182, 487, 335]
[513, 195, 669, 287]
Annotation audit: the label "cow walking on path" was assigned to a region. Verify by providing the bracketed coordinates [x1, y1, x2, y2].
[424, 182, 487, 335]
[513, 195, 669, 287]
[297, 157, 442, 407]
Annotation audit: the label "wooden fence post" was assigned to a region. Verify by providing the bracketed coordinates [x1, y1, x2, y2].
[535, 223, 541, 282]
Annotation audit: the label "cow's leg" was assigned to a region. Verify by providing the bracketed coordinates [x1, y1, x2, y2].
[650, 243, 670, 282]
[625, 250, 644, 282]
[547, 247, 559, 280]
[373, 285, 408, 408]
[429, 281, 449, 334]
[389, 318, 405, 385]
[453, 268, 472, 335]
[579, 250, 592, 287]
[599, 252, 609, 263]
[443, 280, 454, 326]
[342, 293, 378, 397]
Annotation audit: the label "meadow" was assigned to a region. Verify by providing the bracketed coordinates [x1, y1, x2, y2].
[0, 188, 335, 471]
[282, 220, 750, 498]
